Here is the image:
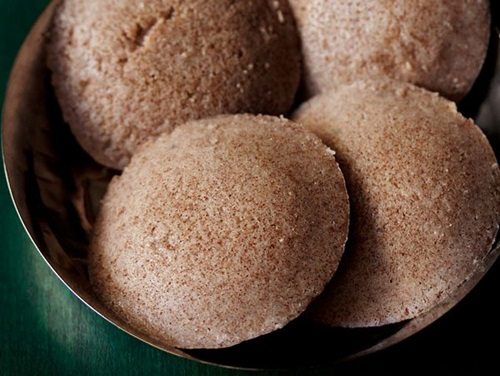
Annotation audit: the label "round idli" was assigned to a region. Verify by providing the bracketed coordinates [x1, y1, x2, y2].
[48, 0, 301, 169]
[88, 114, 350, 348]
[289, 0, 490, 100]
[293, 80, 500, 327]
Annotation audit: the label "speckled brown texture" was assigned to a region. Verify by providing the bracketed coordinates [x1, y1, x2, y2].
[293, 80, 500, 327]
[289, 0, 490, 100]
[47, 0, 301, 170]
[88, 114, 349, 348]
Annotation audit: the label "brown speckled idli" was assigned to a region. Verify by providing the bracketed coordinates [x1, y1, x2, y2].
[293, 80, 500, 327]
[289, 0, 490, 100]
[88, 114, 349, 348]
[48, 0, 301, 169]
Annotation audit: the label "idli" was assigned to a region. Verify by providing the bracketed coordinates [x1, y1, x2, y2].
[289, 0, 490, 100]
[48, 0, 301, 169]
[89, 114, 350, 348]
[294, 80, 500, 327]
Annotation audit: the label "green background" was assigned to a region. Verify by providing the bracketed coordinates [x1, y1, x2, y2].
[1, 1, 499, 375]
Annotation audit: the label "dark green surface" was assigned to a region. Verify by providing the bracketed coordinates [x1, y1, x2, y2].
[1, 2, 499, 375]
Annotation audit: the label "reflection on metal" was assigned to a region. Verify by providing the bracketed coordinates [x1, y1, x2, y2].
[2, 0, 499, 370]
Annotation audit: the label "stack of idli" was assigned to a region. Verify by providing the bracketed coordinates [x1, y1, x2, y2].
[46, 0, 498, 349]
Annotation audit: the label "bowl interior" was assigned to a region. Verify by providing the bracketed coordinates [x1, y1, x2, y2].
[2, 0, 500, 370]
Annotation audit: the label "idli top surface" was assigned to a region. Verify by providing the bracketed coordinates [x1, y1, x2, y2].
[48, 0, 301, 169]
[290, 0, 490, 100]
[89, 114, 350, 348]
[294, 80, 500, 327]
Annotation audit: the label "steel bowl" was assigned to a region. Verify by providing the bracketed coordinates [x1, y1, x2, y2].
[2, 0, 500, 370]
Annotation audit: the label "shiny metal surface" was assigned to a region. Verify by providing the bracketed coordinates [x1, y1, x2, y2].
[2, 1, 499, 370]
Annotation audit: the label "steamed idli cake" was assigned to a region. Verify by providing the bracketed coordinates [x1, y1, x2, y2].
[289, 0, 490, 100]
[293, 80, 500, 327]
[48, 0, 301, 169]
[89, 114, 350, 348]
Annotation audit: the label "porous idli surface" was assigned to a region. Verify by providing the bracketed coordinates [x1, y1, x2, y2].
[289, 0, 490, 100]
[89, 114, 350, 348]
[48, 0, 301, 169]
[294, 80, 500, 327]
